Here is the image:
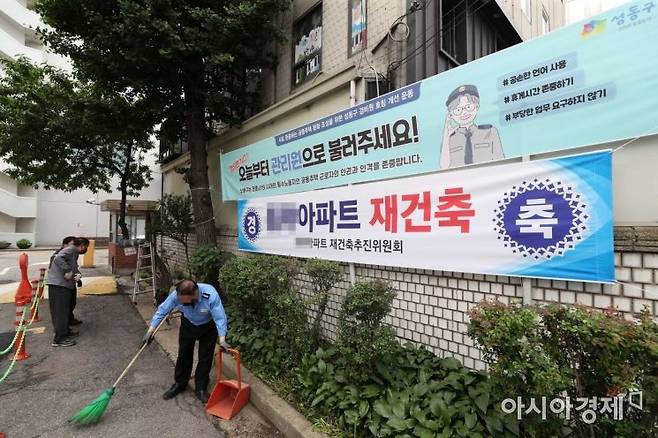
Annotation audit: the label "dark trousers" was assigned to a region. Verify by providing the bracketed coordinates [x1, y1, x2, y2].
[69, 287, 77, 321]
[175, 317, 218, 391]
[48, 285, 72, 342]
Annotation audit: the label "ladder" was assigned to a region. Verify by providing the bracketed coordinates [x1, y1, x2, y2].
[132, 241, 157, 304]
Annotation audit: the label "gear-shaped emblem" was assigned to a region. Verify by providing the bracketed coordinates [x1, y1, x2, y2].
[493, 178, 588, 260]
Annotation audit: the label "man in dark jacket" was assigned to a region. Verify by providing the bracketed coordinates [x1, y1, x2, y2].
[50, 236, 82, 326]
[47, 237, 89, 347]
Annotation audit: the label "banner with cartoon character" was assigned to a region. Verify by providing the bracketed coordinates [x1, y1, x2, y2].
[237, 151, 613, 283]
[221, 1, 657, 200]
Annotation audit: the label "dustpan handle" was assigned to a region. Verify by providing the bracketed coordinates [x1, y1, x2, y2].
[217, 348, 242, 390]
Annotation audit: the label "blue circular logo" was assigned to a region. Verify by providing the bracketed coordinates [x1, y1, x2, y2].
[493, 179, 588, 260]
[242, 208, 261, 242]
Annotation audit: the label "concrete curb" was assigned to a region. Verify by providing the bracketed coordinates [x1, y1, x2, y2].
[221, 355, 328, 438]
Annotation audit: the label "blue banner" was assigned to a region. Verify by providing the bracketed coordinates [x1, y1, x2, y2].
[222, 1, 657, 200]
[237, 151, 614, 283]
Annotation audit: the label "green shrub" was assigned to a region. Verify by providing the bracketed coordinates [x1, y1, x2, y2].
[221, 255, 311, 373]
[297, 345, 517, 437]
[305, 258, 343, 348]
[219, 254, 300, 326]
[468, 302, 658, 437]
[16, 239, 31, 249]
[336, 280, 397, 382]
[188, 246, 235, 290]
[0, 241, 10, 249]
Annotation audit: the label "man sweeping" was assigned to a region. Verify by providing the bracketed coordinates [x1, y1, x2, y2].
[143, 279, 229, 403]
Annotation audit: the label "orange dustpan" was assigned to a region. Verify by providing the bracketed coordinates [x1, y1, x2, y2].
[206, 348, 250, 420]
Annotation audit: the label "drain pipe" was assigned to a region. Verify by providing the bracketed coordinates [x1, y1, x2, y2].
[348, 79, 357, 285]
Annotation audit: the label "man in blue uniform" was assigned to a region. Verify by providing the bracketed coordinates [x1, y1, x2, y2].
[143, 279, 229, 403]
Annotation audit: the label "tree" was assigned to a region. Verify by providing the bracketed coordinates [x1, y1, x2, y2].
[36, 0, 291, 246]
[148, 194, 194, 267]
[0, 58, 155, 240]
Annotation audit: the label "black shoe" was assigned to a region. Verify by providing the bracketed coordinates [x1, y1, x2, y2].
[70, 318, 83, 326]
[52, 339, 76, 347]
[163, 383, 186, 400]
[195, 388, 210, 404]
[65, 330, 79, 338]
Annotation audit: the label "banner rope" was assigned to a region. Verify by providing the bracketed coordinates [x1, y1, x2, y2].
[612, 123, 658, 153]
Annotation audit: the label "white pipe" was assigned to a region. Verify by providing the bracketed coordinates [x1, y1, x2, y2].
[521, 155, 533, 305]
[348, 79, 357, 285]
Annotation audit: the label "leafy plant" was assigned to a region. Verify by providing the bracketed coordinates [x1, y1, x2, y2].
[0, 241, 10, 249]
[336, 280, 397, 382]
[297, 345, 517, 437]
[16, 239, 32, 249]
[220, 255, 299, 325]
[305, 258, 343, 348]
[189, 246, 235, 290]
[468, 301, 658, 437]
[222, 255, 311, 372]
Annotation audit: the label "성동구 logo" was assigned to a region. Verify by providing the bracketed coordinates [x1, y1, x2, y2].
[241, 208, 262, 242]
[581, 19, 607, 38]
[493, 178, 588, 260]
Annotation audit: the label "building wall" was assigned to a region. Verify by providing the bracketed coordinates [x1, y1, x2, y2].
[35, 151, 163, 245]
[564, 0, 628, 25]
[496, 0, 566, 38]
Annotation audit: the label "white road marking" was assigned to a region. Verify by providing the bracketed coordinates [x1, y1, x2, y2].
[0, 261, 50, 276]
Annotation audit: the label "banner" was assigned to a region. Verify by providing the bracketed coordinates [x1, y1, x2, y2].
[221, 1, 658, 200]
[237, 151, 614, 283]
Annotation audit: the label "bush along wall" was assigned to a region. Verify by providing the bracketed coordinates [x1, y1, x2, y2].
[220, 256, 516, 437]
[219, 255, 657, 437]
[468, 302, 658, 437]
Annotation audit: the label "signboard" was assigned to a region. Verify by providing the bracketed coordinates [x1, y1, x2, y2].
[237, 152, 614, 283]
[221, 1, 658, 200]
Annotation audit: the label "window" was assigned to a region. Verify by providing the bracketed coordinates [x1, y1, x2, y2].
[158, 138, 189, 164]
[364, 77, 390, 100]
[542, 9, 550, 34]
[521, 0, 532, 23]
[441, 0, 468, 65]
[293, 4, 322, 87]
[349, 0, 367, 55]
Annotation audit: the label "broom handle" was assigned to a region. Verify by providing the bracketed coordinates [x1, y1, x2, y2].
[113, 315, 169, 388]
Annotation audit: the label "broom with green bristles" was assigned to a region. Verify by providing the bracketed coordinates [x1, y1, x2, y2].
[69, 315, 170, 425]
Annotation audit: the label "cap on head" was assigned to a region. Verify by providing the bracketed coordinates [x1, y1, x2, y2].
[445, 84, 479, 107]
[176, 279, 198, 296]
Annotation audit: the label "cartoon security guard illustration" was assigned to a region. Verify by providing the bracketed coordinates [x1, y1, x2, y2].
[440, 85, 505, 168]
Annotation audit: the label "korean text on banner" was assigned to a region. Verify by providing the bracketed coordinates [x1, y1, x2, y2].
[221, 1, 658, 200]
[237, 151, 614, 283]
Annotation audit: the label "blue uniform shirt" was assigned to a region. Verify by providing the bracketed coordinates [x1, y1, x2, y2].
[150, 283, 228, 337]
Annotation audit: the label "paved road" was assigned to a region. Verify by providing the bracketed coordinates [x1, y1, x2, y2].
[0, 249, 109, 284]
[0, 293, 224, 438]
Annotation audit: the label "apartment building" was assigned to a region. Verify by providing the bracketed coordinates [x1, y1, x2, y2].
[0, 0, 161, 246]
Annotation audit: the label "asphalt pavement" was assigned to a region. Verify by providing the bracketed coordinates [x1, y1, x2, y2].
[0, 293, 225, 438]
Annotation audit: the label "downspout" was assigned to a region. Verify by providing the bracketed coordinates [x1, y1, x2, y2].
[348, 79, 357, 286]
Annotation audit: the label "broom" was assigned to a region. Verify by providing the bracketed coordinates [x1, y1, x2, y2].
[70, 315, 170, 425]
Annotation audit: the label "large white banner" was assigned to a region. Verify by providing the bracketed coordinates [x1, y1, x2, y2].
[238, 152, 614, 283]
